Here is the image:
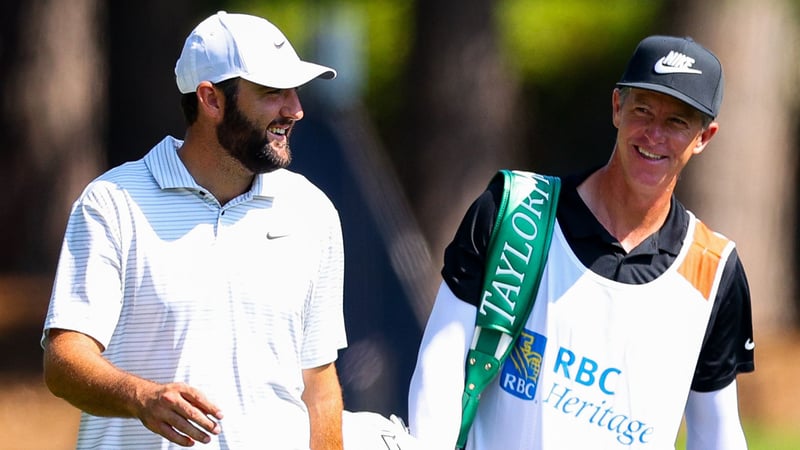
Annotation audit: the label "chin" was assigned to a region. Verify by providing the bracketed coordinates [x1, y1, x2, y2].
[270, 144, 292, 166]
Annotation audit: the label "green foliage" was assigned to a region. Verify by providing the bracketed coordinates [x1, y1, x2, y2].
[223, 0, 662, 121]
[356, 1, 412, 95]
[742, 422, 800, 450]
[230, 0, 662, 90]
[224, 0, 411, 94]
[223, 0, 411, 121]
[225, 0, 317, 53]
[676, 420, 800, 450]
[496, 0, 660, 84]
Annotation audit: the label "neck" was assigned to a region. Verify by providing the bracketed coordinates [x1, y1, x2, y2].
[178, 129, 254, 205]
[577, 165, 674, 252]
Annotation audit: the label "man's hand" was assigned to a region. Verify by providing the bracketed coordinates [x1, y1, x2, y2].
[135, 381, 223, 446]
[44, 329, 223, 447]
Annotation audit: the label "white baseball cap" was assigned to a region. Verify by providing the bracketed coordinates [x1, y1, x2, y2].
[175, 11, 337, 93]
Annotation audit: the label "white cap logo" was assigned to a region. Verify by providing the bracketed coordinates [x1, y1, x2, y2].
[654, 50, 702, 75]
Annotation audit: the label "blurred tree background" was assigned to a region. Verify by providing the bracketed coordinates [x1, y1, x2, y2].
[1, 0, 798, 448]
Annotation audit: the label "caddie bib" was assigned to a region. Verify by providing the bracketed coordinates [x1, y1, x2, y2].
[464, 212, 733, 450]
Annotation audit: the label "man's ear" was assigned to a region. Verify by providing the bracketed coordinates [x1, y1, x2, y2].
[196, 81, 224, 122]
[611, 88, 623, 129]
[693, 121, 720, 155]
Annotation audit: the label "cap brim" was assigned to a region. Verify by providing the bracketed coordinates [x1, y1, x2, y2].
[242, 61, 336, 90]
[617, 82, 715, 118]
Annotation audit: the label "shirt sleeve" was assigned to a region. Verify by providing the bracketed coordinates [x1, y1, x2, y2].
[301, 199, 347, 368]
[441, 177, 503, 306]
[685, 381, 747, 450]
[690, 248, 755, 392]
[42, 181, 126, 349]
[408, 282, 476, 448]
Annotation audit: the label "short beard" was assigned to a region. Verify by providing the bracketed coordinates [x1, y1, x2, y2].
[216, 93, 291, 174]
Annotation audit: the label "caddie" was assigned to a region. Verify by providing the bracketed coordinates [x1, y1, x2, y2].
[407, 35, 755, 450]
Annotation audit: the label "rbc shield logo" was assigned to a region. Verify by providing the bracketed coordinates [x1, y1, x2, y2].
[500, 329, 547, 400]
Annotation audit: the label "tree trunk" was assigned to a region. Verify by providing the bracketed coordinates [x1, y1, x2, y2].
[398, 0, 526, 307]
[107, 2, 210, 167]
[670, 0, 799, 333]
[0, 0, 107, 273]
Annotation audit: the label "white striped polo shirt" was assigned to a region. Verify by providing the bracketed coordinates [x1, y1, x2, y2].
[44, 136, 347, 449]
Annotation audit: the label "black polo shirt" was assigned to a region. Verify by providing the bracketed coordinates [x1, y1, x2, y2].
[442, 170, 755, 392]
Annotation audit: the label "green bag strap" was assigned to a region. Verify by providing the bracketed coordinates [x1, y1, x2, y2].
[456, 170, 560, 449]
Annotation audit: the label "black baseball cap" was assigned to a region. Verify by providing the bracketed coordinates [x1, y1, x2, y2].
[617, 35, 723, 119]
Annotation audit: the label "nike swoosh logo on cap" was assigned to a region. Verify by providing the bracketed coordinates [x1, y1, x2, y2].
[653, 51, 703, 75]
[266, 230, 290, 239]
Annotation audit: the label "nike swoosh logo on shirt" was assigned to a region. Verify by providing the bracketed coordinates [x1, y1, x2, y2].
[266, 231, 290, 239]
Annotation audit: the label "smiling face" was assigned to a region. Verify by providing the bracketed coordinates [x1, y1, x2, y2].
[610, 87, 718, 193]
[216, 79, 304, 174]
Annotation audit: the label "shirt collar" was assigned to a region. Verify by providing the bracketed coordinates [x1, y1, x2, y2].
[558, 170, 687, 256]
[144, 136, 197, 190]
[251, 170, 288, 199]
[144, 136, 283, 199]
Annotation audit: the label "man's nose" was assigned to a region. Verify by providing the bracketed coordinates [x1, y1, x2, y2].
[281, 89, 304, 120]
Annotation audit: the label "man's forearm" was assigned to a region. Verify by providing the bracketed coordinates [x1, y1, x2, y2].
[303, 363, 344, 450]
[685, 381, 748, 450]
[308, 395, 343, 450]
[43, 328, 146, 418]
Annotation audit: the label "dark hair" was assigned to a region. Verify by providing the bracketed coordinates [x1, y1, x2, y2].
[179, 78, 241, 125]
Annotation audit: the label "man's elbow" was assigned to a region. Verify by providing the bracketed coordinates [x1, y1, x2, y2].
[41, 328, 100, 400]
[42, 339, 69, 399]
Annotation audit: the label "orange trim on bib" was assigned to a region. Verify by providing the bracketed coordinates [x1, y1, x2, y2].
[677, 221, 730, 300]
